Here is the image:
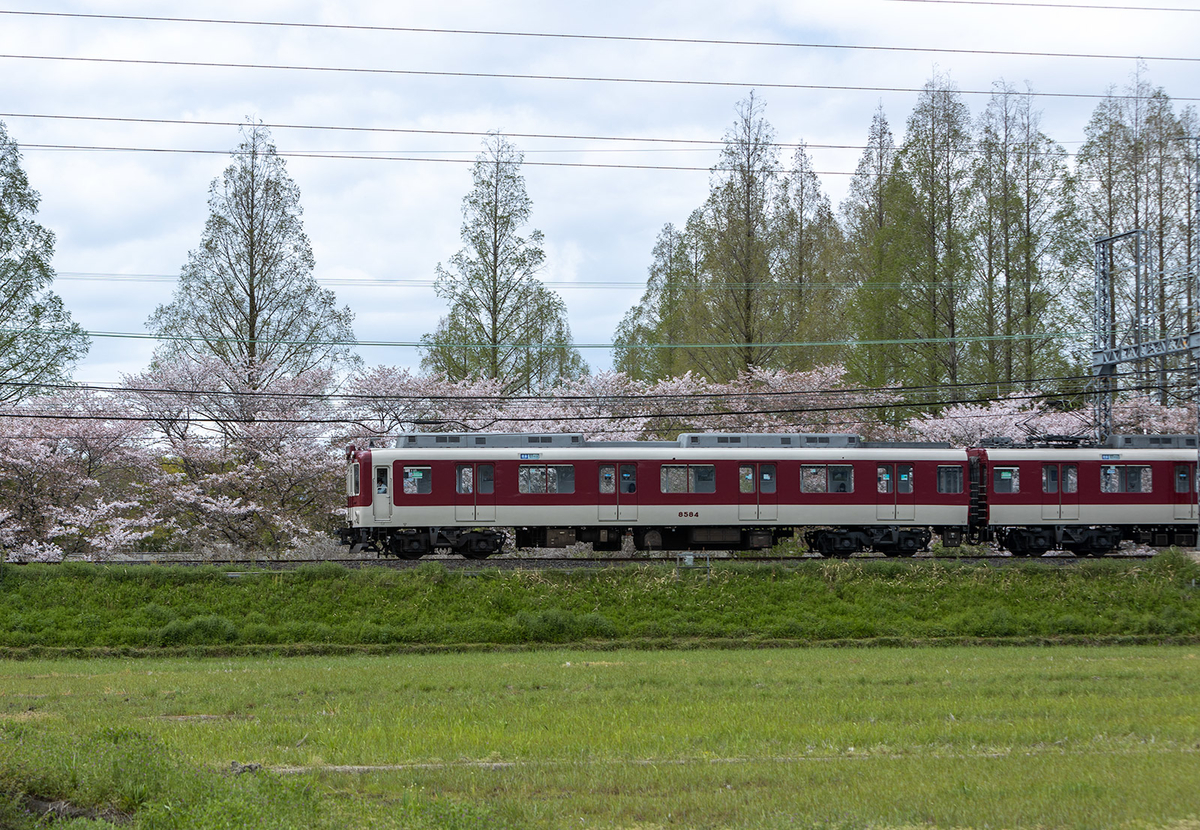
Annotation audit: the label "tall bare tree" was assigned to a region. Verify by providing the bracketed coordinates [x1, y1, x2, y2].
[613, 217, 707, 381]
[421, 134, 585, 394]
[968, 82, 1071, 389]
[698, 92, 787, 379]
[891, 72, 975, 392]
[776, 141, 845, 370]
[149, 122, 356, 390]
[842, 104, 903, 388]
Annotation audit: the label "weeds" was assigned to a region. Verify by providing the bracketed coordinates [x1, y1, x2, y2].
[0, 552, 1197, 651]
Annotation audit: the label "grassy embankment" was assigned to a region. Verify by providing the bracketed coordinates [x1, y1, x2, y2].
[0, 553, 1198, 653]
[1, 646, 1199, 828]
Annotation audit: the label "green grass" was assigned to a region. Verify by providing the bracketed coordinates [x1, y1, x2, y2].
[1, 552, 1199, 652]
[1, 646, 1199, 828]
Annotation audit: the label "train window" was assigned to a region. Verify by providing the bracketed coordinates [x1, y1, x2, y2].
[761, 464, 777, 494]
[1041, 464, 1077, 494]
[830, 465, 853, 493]
[600, 465, 616, 494]
[518, 464, 576, 494]
[993, 467, 1020, 494]
[620, 465, 637, 494]
[1063, 465, 1077, 493]
[877, 464, 893, 494]
[739, 466, 755, 494]
[801, 465, 853, 494]
[1176, 464, 1194, 494]
[1101, 465, 1152, 493]
[937, 465, 963, 494]
[660, 464, 716, 494]
[349, 462, 360, 497]
[402, 466, 431, 495]
[801, 466, 827, 493]
[457, 465, 473, 494]
[897, 464, 913, 494]
[479, 464, 494, 495]
[519, 465, 545, 494]
[551, 465, 575, 494]
[662, 465, 688, 493]
[374, 466, 387, 495]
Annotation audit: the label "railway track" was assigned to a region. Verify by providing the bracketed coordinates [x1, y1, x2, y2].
[66, 549, 1162, 571]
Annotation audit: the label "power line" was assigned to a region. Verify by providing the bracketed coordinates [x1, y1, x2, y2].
[13, 142, 723, 174]
[0, 371, 1120, 404]
[18, 141, 1112, 181]
[0, 10, 1192, 63]
[3, 54, 1195, 102]
[56, 272, 1108, 293]
[45, 326, 1104, 350]
[0, 112, 1087, 153]
[15, 138, 1149, 182]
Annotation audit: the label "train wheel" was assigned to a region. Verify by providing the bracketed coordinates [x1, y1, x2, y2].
[1008, 529, 1054, 557]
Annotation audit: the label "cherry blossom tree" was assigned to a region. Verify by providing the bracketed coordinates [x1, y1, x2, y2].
[0, 388, 157, 561]
[341, 366, 508, 441]
[122, 355, 344, 552]
[903, 392, 1195, 446]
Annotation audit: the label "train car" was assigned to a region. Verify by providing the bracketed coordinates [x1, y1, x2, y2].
[971, 435, 1199, 556]
[338, 432, 972, 559]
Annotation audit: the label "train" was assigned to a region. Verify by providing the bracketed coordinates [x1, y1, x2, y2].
[336, 432, 1200, 558]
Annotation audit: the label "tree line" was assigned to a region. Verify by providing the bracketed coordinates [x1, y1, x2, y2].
[616, 69, 1198, 398]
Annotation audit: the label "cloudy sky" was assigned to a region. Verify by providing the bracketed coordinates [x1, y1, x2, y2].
[0, 0, 1195, 386]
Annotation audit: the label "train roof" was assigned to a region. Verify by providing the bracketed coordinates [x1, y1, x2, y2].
[349, 433, 1200, 463]
[381, 432, 952, 450]
[354, 433, 965, 462]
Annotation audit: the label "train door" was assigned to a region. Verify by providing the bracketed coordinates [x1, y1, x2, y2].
[455, 463, 496, 523]
[896, 464, 915, 520]
[1041, 463, 1079, 521]
[1173, 463, 1197, 520]
[599, 463, 638, 522]
[372, 465, 392, 522]
[738, 463, 778, 521]
[876, 463, 915, 521]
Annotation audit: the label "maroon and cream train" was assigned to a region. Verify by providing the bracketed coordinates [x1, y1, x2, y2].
[337, 432, 1200, 559]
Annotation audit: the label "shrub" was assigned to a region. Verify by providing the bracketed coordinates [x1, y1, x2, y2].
[158, 615, 239, 646]
[514, 609, 616, 643]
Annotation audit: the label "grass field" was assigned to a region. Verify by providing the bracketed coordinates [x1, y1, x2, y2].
[2, 646, 1199, 828]
[2, 553, 1199, 652]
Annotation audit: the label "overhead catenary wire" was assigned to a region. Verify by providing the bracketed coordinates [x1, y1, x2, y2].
[0, 370, 1147, 404]
[2, 54, 1196, 103]
[0, 10, 1192, 63]
[2, 325, 1115, 350]
[0, 112, 1084, 153]
[18, 141, 1135, 183]
[62, 271, 1140, 292]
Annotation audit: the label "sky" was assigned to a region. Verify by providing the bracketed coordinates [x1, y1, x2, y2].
[0, 0, 1196, 387]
